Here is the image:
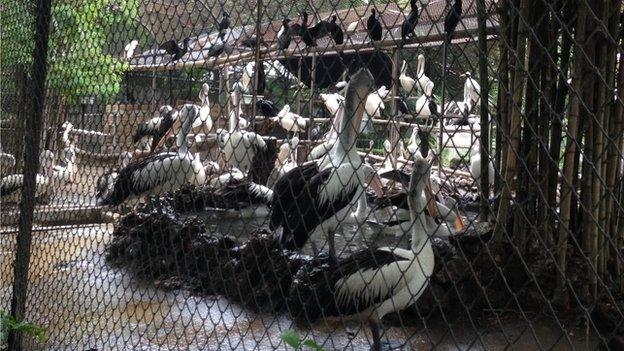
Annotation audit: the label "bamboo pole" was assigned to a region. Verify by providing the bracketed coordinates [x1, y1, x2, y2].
[492, 0, 531, 243]
[390, 49, 399, 166]
[476, 0, 490, 222]
[554, 1, 588, 305]
[494, 0, 509, 198]
[309, 51, 317, 140]
[250, 0, 263, 128]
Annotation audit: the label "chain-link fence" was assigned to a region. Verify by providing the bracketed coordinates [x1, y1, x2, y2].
[1, 0, 623, 349]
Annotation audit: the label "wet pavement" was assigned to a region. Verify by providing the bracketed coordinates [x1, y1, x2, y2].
[0, 220, 603, 350]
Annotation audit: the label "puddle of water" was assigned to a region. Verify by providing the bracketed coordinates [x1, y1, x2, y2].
[0, 222, 603, 350]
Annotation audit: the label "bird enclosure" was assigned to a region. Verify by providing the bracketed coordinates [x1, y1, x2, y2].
[1, 0, 623, 350]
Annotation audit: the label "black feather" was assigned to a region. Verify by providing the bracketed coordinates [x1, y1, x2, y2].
[97, 152, 176, 206]
[277, 18, 293, 50]
[444, 0, 462, 40]
[248, 137, 277, 185]
[271, 162, 358, 250]
[159, 38, 190, 61]
[327, 15, 344, 45]
[256, 99, 279, 117]
[288, 249, 411, 322]
[133, 110, 175, 151]
[367, 9, 382, 41]
[218, 11, 231, 32]
[400, 0, 419, 43]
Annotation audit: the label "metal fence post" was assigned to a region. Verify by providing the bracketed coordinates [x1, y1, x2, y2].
[7, 0, 53, 349]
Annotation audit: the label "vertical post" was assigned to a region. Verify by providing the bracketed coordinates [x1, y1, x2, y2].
[308, 51, 317, 140]
[250, 0, 263, 128]
[390, 49, 399, 166]
[296, 57, 303, 116]
[439, 40, 447, 178]
[8, 0, 53, 349]
[476, 0, 489, 221]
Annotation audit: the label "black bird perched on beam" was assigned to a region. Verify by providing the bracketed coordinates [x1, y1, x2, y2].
[159, 37, 190, 62]
[276, 18, 293, 50]
[326, 15, 344, 44]
[367, 9, 382, 41]
[299, 12, 317, 47]
[443, 0, 462, 41]
[208, 32, 232, 57]
[218, 11, 231, 33]
[401, 0, 419, 44]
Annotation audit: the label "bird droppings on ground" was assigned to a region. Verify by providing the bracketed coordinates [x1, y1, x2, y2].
[104, 187, 624, 344]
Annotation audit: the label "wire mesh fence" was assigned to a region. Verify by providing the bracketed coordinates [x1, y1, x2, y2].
[1, 0, 623, 349]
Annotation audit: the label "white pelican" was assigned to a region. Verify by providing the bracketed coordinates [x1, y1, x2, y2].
[319, 92, 344, 115]
[308, 101, 344, 161]
[361, 86, 389, 132]
[270, 69, 384, 260]
[272, 104, 308, 134]
[469, 139, 495, 197]
[218, 87, 267, 175]
[52, 143, 76, 183]
[133, 105, 178, 150]
[445, 72, 481, 125]
[124, 40, 139, 60]
[0, 142, 16, 175]
[97, 104, 206, 206]
[288, 157, 436, 351]
[1, 150, 54, 203]
[266, 137, 299, 189]
[416, 54, 434, 96]
[399, 60, 416, 95]
[193, 83, 213, 133]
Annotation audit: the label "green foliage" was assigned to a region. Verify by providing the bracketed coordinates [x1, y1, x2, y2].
[280, 330, 325, 351]
[0, 311, 46, 348]
[1, 0, 139, 103]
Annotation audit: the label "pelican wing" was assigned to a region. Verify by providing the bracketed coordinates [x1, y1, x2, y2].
[288, 248, 412, 321]
[1, 174, 24, 197]
[97, 152, 176, 206]
[272, 162, 358, 250]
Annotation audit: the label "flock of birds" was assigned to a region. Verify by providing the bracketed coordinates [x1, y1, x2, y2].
[0, 1, 491, 349]
[123, 0, 463, 65]
[0, 122, 77, 203]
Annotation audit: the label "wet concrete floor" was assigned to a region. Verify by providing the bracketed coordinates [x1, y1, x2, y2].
[0, 218, 603, 350]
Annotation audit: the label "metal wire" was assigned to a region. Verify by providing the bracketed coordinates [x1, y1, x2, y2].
[1, 0, 623, 350]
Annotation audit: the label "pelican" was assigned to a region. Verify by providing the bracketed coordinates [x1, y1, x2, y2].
[416, 54, 434, 96]
[469, 139, 495, 197]
[266, 137, 299, 189]
[308, 101, 344, 161]
[194, 83, 213, 133]
[272, 105, 308, 134]
[270, 69, 384, 260]
[133, 105, 178, 151]
[124, 40, 139, 60]
[1, 150, 54, 203]
[97, 104, 206, 206]
[52, 143, 76, 183]
[0, 142, 16, 175]
[288, 157, 436, 351]
[218, 86, 267, 175]
[445, 72, 481, 125]
[319, 92, 344, 115]
[399, 60, 416, 95]
[364, 85, 389, 118]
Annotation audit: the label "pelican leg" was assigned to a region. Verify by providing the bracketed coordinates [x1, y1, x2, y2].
[328, 232, 337, 263]
[369, 320, 382, 351]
